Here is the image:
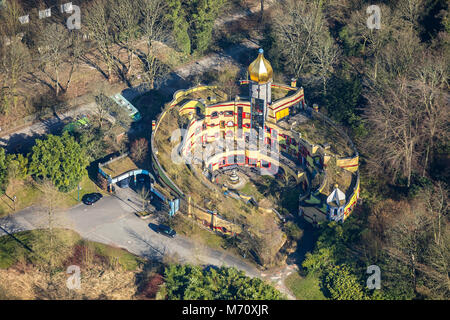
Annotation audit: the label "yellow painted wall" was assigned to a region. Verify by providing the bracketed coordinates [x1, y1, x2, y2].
[343, 178, 359, 220]
[276, 107, 289, 121]
[336, 156, 359, 172]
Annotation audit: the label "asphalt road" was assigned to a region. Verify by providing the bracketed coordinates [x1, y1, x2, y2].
[0, 191, 260, 278]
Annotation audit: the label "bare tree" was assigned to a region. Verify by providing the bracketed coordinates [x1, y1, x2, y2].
[0, 38, 30, 113]
[34, 181, 74, 281]
[0, 0, 29, 113]
[414, 51, 449, 175]
[272, 0, 340, 84]
[137, 187, 151, 211]
[94, 92, 115, 129]
[385, 199, 431, 294]
[84, 0, 116, 82]
[109, 0, 139, 81]
[37, 24, 70, 96]
[383, 187, 449, 298]
[397, 0, 425, 29]
[0, 0, 23, 40]
[138, 0, 168, 90]
[65, 31, 87, 91]
[311, 32, 340, 94]
[364, 79, 422, 187]
[130, 138, 149, 163]
[345, 4, 404, 81]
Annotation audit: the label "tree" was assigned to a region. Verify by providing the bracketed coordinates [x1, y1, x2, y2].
[163, 264, 284, 299]
[166, 0, 224, 55]
[65, 31, 87, 91]
[0, 38, 30, 114]
[139, 0, 168, 90]
[166, 0, 191, 54]
[323, 264, 368, 300]
[29, 132, 89, 192]
[0, 0, 23, 39]
[0, 0, 28, 113]
[36, 24, 70, 96]
[130, 138, 149, 163]
[94, 93, 115, 130]
[303, 247, 335, 274]
[6, 153, 28, 180]
[189, 0, 225, 54]
[84, 0, 116, 82]
[0, 147, 8, 195]
[272, 0, 334, 79]
[109, 0, 140, 80]
[137, 187, 151, 211]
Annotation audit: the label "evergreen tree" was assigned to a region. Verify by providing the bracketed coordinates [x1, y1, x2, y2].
[29, 132, 89, 192]
[0, 148, 8, 194]
[163, 264, 283, 300]
[167, 0, 191, 54]
[323, 264, 368, 300]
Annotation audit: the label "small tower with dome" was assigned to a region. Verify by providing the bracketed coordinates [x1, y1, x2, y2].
[326, 184, 346, 222]
[248, 48, 273, 131]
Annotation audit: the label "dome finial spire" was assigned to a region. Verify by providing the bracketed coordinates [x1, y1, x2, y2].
[248, 48, 273, 84]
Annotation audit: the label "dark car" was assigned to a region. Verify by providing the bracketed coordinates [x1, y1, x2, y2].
[82, 193, 103, 205]
[156, 225, 176, 238]
[117, 177, 130, 188]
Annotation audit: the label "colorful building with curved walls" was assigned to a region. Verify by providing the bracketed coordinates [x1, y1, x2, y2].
[151, 49, 360, 230]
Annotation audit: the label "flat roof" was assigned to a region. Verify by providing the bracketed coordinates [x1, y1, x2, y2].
[100, 156, 138, 178]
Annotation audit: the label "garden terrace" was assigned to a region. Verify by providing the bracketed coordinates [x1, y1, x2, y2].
[291, 112, 355, 157]
[99, 155, 138, 179]
[271, 84, 297, 101]
[180, 87, 229, 107]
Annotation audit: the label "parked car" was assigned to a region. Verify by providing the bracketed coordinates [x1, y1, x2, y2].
[82, 193, 103, 205]
[117, 177, 130, 188]
[156, 225, 176, 238]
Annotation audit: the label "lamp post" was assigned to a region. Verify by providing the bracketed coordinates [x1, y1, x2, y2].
[77, 183, 81, 202]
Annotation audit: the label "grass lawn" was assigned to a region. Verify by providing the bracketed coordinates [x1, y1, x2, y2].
[0, 176, 106, 218]
[171, 214, 227, 251]
[0, 178, 43, 217]
[86, 241, 144, 271]
[0, 229, 143, 271]
[240, 182, 264, 202]
[285, 272, 327, 300]
[62, 175, 106, 208]
[0, 229, 81, 269]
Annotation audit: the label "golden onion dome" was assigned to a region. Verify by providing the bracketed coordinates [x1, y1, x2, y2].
[248, 48, 273, 84]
